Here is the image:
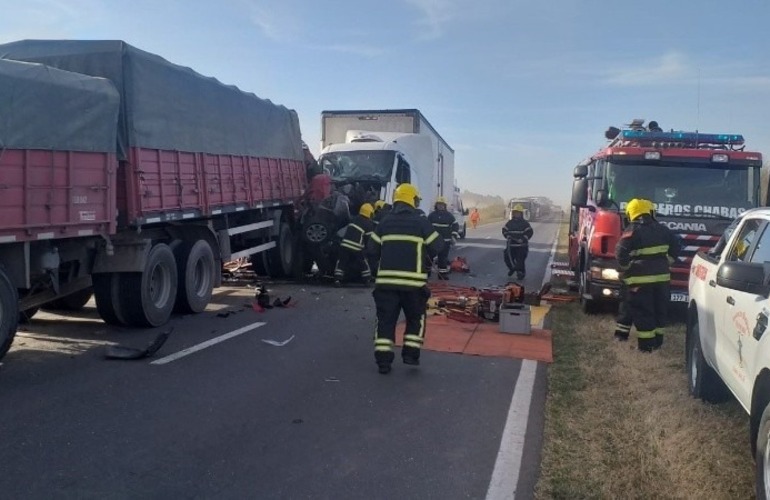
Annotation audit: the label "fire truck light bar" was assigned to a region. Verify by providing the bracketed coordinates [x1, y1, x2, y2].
[621, 130, 744, 146]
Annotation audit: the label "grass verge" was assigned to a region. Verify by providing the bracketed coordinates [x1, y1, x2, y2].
[535, 221, 756, 499]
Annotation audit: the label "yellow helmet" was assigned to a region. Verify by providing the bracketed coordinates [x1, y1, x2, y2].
[359, 203, 374, 219]
[374, 200, 385, 210]
[512, 204, 525, 212]
[435, 196, 448, 206]
[625, 198, 652, 221]
[393, 183, 421, 208]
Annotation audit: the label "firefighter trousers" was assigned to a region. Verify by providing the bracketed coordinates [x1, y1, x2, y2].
[436, 241, 451, 274]
[334, 248, 371, 282]
[373, 287, 430, 366]
[627, 282, 669, 351]
[504, 244, 528, 275]
[614, 283, 632, 340]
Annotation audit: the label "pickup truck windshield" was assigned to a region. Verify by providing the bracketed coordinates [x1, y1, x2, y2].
[318, 151, 395, 182]
[606, 162, 758, 218]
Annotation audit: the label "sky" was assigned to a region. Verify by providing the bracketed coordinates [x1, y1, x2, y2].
[2, 0, 770, 208]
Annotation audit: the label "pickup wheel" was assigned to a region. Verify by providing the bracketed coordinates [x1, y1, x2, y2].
[756, 402, 770, 500]
[686, 313, 729, 403]
[459, 224, 467, 239]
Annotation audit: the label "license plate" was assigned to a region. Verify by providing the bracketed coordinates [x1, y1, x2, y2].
[670, 293, 688, 302]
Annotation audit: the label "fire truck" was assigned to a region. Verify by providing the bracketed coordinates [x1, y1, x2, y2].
[569, 119, 764, 313]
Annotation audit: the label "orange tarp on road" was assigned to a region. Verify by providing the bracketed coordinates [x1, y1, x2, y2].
[395, 315, 553, 363]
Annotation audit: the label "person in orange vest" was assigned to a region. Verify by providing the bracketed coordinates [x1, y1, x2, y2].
[469, 208, 480, 229]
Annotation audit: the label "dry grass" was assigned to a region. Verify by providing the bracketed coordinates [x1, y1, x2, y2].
[536, 221, 756, 499]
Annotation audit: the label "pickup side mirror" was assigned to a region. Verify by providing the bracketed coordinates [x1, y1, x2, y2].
[716, 261, 770, 296]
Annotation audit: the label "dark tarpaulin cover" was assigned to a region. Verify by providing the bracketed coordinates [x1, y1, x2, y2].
[0, 40, 304, 162]
[0, 58, 119, 152]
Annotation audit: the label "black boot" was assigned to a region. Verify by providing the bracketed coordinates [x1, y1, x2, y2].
[638, 337, 657, 352]
[378, 363, 392, 374]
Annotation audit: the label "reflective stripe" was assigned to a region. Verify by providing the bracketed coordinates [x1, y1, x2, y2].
[375, 345, 393, 352]
[404, 341, 422, 349]
[615, 323, 631, 332]
[637, 329, 656, 339]
[377, 270, 428, 280]
[375, 338, 393, 346]
[349, 223, 364, 234]
[624, 273, 670, 285]
[425, 231, 440, 245]
[404, 334, 424, 344]
[371, 233, 382, 243]
[381, 234, 424, 244]
[375, 278, 426, 287]
[341, 241, 364, 251]
[432, 223, 451, 228]
[629, 245, 669, 257]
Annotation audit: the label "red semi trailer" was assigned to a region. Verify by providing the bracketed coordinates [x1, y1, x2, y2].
[0, 41, 308, 360]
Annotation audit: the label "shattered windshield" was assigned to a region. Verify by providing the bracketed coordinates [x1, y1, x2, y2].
[606, 162, 759, 218]
[318, 151, 395, 182]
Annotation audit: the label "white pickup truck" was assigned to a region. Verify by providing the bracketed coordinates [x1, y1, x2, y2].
[687, 207, 770, 498]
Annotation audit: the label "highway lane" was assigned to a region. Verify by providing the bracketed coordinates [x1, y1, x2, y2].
[0, 216, 559, 499]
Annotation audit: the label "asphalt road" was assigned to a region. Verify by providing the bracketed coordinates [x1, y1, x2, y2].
[0, 216, 560, 500]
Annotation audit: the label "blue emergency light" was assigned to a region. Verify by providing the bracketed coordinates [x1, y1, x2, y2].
[621, 129, 744, 146]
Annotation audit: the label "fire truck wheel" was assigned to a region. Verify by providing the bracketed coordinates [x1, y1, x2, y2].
[686, 311, 729, 403]
[578, 270, 598, 314]
[0, 265, 19, 360]
[45, 288, 93, 311]
[175, 239, 215, 314]
[93, 273, 128, 326]
[122, 243, 178, 327]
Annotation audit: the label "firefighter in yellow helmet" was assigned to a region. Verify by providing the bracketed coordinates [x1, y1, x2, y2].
[502, 204, 534, 280]
[366, 183, 444, 374]
[615, 198, 680, 351]
[427, 195, 460, 279]
[334, 203, 375, 286]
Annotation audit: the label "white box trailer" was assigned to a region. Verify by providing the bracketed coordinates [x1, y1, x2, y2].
[320, 109, 456, 215]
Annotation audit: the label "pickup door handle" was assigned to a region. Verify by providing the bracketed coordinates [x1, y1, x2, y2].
[726, 296, 735, 305]
[709, 280, 717, 287]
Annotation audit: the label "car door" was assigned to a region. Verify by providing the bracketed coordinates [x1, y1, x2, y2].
[729, 221, 770, 401]
[717, 218, 764, 402]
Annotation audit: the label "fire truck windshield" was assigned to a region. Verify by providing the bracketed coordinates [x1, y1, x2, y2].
[605, 162, 759, 218]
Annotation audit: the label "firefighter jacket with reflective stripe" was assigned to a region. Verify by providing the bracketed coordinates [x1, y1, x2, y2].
[502, 218, 533, 247]
[340, 214, 374, 252]
[615, 216, 680, 285]
[367, 202, 445, 290]
[428, 209, 460, 241]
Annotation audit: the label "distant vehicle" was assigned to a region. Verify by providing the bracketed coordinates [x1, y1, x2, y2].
[687, 207, 770, 498]
[319, 109, 457, 215]
[507, 199, 535, 221]
[0, 40, 307, 361]
[569, 119, 764, 313]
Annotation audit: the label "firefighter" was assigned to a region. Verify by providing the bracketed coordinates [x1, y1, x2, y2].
[334, 203, 375, 286]
[427, 196, 460, 279]
[372, 200, 391, 228]
[367, 183, 444, 374]
[502, 204, 534, 279]
[616, 198, 680, 352]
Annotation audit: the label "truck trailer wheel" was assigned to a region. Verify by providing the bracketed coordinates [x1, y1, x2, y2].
[686, 313, 729, 403]
[756, 402, 770, 500]
[93, 274, 127, 325]
[122, 243, 178, 327]
[175, 239, 215, 314]
[266, 221, 295, 278]
[0, 266, 19, 359]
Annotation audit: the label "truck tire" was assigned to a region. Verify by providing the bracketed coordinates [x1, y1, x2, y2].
[686, 313, 729, 403]
[175, 239, 215, 314]
[756, 402, 770, 500]
[44, 288, 93, 311]
[579, 269, 598, 314]
[0, 266, 19, 360]
[266, 221, 294, 278]
[93, 273, 127, 325]
[122, 243, 178, 327]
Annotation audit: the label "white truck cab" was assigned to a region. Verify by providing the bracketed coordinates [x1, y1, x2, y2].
[687, 207, 770, 498]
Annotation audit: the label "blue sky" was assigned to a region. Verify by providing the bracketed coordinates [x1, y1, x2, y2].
[2, 0, 770, 207]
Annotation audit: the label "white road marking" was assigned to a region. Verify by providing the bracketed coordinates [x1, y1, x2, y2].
[486, 224, 560, 499]
[485, 359, 537, 500]
[455, 242, 505, 250]
[151, 322, 267, 365]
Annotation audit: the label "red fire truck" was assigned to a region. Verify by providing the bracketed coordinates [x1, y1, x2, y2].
[569, 119, 764, 313]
